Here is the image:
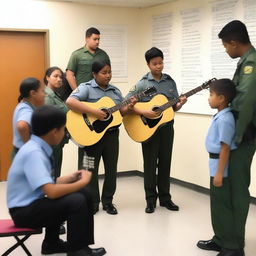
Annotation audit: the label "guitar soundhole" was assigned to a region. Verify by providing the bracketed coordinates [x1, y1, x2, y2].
[92, 108, 113, 133]
[152, 106, 163, 118]
[101, 108, 111, 121]
[141, 105, 163, 128]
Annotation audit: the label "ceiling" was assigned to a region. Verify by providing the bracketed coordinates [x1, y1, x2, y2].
[42, 0, 175, 8]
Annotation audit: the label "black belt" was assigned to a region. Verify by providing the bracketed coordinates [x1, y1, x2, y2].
[209, 153, 219, 159]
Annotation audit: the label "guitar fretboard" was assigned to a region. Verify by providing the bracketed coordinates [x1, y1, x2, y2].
[107, 87, 155, 114]
[159, 79, 216, 111]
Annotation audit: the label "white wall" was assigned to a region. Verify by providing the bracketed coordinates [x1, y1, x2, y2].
[1, 0, 256, 196]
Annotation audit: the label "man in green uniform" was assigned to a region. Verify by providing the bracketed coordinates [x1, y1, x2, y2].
[197, 20, 256, 256]
[66, 27, 110, 169]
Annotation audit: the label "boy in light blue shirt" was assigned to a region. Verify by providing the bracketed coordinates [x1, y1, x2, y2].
[7, 105, 106, 256]
[197, 79, 237, 255]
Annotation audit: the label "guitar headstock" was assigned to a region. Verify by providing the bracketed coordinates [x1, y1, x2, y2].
[142, 86, 157, 97]
[202, 78, 217, 90]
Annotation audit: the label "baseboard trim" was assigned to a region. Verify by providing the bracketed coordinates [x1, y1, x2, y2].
[99, 170, 256, 204]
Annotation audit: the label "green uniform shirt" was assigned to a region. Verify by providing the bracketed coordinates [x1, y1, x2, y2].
[66, 46, 110, 86]
[232, 46, 256, 144]
[45, 86, 69, 113]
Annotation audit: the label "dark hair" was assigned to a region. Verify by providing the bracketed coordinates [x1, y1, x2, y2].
[218, 20, 250, 44]
[210, 79, 236, 103]
[145, 47, 164, 64]
[85, 27, 100, 38]
[92, 59, 111, 73]
[44, 66, 63, 85]
[32, 105, 66, 136]
[18, 77, 41, 102]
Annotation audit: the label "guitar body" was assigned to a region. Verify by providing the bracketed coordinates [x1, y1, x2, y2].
[66, 97, 122, 146]
[123, 94, 174, 143]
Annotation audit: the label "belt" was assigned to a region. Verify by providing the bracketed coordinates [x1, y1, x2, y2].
[209, 153, 219, 159]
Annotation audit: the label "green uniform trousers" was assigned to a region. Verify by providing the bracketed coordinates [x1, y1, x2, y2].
[52, 134, 69, 178]
[142, 121, 174, 204]
[212, 140, 256, 249]
[83, 129, 119, 206]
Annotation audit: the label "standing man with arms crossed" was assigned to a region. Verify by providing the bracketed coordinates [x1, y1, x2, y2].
[66, 27, 110, 169]
[197, 20, 256, 256]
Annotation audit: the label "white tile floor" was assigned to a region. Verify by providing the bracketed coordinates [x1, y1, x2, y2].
[1, 176, 256, 256]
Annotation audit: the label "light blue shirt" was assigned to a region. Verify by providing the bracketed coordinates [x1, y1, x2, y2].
[7, 135, 54, 208]
[205, 107, 236, 177]
[12, 102, 34, 148]
[69, 79, 123, 104]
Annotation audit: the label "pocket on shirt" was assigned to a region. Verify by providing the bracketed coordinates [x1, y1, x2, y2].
[78, 60, 91, 74]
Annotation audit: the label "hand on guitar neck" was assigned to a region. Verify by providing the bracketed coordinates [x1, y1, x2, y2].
[173, 95, 187, 111]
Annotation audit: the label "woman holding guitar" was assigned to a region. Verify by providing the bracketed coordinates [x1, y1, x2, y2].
[66, 60, 136, 215]
[126, 47, 187, 213]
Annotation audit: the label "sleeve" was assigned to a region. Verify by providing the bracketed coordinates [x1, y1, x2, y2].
[17, 107, 33, 125]
[66, 52, 78, 74]
[218, 117, 236, 147]
[69, 83, 89, 101]
[235, 60, 256, 144]
[23, 150, 53, 191]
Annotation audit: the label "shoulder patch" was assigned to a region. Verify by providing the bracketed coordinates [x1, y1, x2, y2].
[129, 86, 136, 92]
[244, 65, 253, 74]
[72, 88, 79, 94]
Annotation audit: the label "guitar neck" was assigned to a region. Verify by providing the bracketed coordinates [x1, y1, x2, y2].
[108, 90, 150, 114]
[160, 84, 206, 111]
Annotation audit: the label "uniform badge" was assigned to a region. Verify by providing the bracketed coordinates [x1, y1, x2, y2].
[243, 66, 253, 74]
[72, 88, 79, 94]
[129, 86, 136, 92]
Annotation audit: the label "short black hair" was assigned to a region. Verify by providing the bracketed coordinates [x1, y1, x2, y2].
[92, 59, 111, 73]
[18, 77, 41, 102]
[44, 66, 63, 85]
[145, 47, 164, 64]
[210, 79, 236, 103]
[218, 20, 250, 44]
[85, 27, 100, 38]
[32, 105, 66, 136]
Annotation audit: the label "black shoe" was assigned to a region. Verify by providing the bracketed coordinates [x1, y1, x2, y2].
[217, 248, 244, 256]
[86, 247, 107, 256]
[145, 203, 155, 213]
[103, 203, 118, 215]
[197, 239, 221, 251]
[93, 204, 99, 215]
[41, 239, 68, 254]
[59, 224, 66, 235]
[160, 200, 179, 211]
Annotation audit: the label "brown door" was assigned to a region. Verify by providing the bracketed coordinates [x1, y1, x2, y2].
[0, 30, 48, 181]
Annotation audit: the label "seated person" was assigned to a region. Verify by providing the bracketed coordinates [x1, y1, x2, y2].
[7, 105, 106, 256]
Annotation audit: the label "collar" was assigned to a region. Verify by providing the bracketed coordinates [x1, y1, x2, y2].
[31, 134, 53, 158]
[45, 86, 55, 96]
[237, 46, 256, 67]
[91, 79, 115, 91]
[147, 72, 169, 82]
[213, 107, 231, 120]
[83, 46, 99, 54]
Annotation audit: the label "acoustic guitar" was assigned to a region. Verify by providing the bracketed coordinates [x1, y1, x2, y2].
[123, 78, 217, 143]
[66, 86, 156, 146]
